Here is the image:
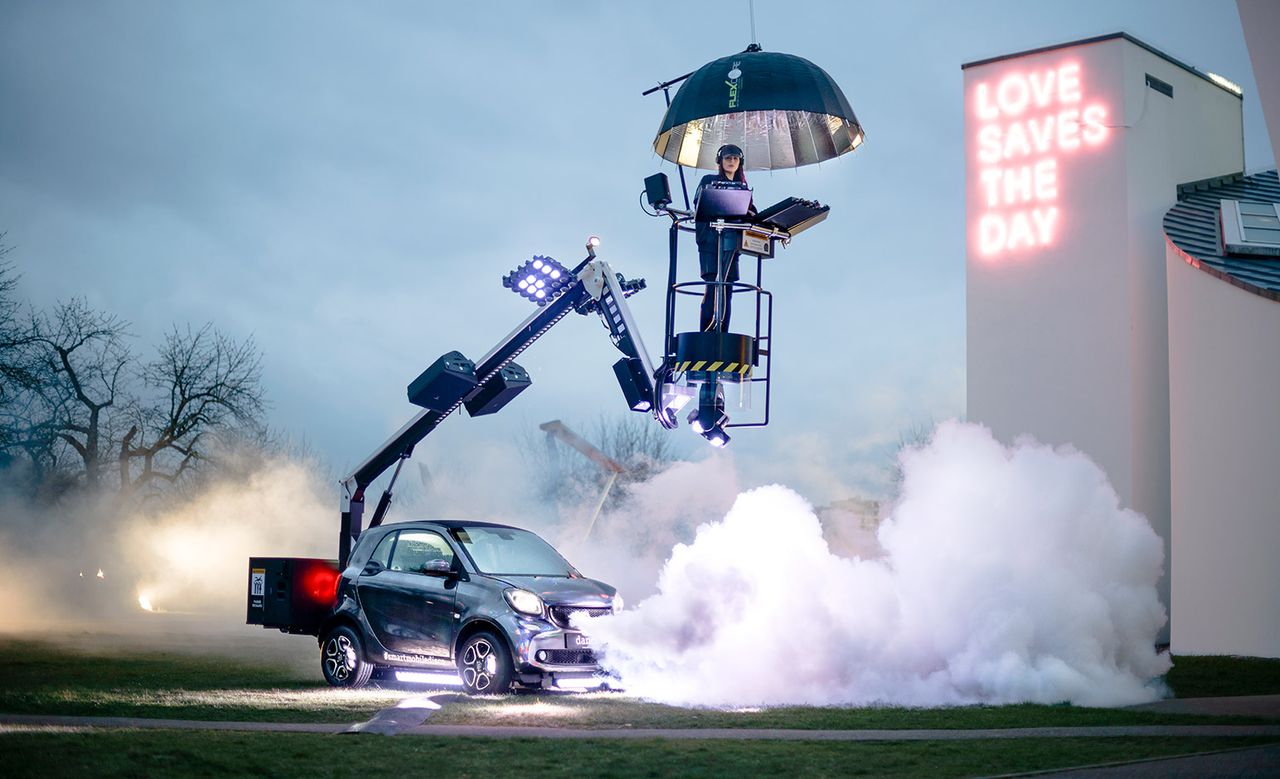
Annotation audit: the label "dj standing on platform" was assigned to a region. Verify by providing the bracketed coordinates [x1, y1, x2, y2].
[693, 144, 756, 331]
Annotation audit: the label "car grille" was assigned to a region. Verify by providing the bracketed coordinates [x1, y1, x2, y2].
[549, 605, 611, 629]
[540, 649, 597, 665]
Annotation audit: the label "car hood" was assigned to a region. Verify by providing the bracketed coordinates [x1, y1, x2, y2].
[488, 574, 616, 607]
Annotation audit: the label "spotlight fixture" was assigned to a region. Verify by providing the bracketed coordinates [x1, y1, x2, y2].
[687, 387, 730, 446]
[503, 256, 572, 306]
[706, 428, 731, 448]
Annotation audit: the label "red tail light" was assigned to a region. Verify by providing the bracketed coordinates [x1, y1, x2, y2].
[300, 561, 341, 605]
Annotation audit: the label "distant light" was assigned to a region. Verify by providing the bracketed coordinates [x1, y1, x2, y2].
[587, 236, 601, 247]
[532, 259, 544, 270]
[96, 569, 105, 579]
[526, 275, 537, 284]
[535, 289, 547, 298]
[550, 270, 561, 279]
[535, 279, 545, 289]
[708, 430, 730, 448]
[1207, 72, 1243, 96]
[138, 593, 155, 612]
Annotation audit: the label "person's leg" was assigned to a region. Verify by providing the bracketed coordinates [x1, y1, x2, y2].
[719, 243, 740, 330]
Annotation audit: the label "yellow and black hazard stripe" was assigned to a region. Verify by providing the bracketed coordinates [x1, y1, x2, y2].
[673, 360, 752, 377]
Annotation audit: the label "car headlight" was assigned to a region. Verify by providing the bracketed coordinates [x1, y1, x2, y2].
[504, 588, 544, 616]
[613, 593, 624, 612]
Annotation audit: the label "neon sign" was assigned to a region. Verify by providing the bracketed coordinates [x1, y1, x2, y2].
[971, 62, 1109, 257]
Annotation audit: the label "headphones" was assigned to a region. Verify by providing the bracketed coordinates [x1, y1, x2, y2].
[716, 144, 744, 164]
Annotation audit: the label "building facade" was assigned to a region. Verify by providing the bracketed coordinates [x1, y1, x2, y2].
[1164, 170, 1280, 656]
[962, 34, 1246, 646]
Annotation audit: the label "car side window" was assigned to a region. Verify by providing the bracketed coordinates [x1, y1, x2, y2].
[368, 532, 397, 569]
[388, 530, 457, 575]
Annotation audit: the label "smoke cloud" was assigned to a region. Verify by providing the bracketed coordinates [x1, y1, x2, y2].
[558, 454, 741, 601]
[0, 450, 333, 632]
[583, 422, 1171, 707]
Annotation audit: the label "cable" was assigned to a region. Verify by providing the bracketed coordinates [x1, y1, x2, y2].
[1105, 82, 1150, 130]
[639, 189, 661, 217]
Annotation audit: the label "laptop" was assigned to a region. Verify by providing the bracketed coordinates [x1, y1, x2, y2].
[695, 183, 754, 221]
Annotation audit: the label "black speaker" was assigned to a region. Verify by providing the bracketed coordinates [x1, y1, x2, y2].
[407, 351, 477, 411]
[613, 357, 653, 412]
[644, 172, 672, 209]
[464, 362, 532, 417]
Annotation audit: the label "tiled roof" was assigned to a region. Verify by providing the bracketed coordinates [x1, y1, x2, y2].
[1163, 169, 1280, 302]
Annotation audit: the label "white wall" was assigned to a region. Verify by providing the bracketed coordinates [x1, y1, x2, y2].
[1238, 0, 1280, 165]
[965, 36, 1243, 643]
[1167, 246, 1280, 657]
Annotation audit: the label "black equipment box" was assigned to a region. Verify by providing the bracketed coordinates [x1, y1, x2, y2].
[754, 197, 830, 235]
[644, 172, 672, 209]
[247, 557, 340, 634]
[613, 357, 653, 412]
[407, 350, 478, 411]
[465, 361, 532, 417]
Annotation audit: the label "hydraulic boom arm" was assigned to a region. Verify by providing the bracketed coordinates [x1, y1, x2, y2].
[336, 247, 657, 567]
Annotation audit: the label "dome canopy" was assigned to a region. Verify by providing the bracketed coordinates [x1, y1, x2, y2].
[654, 46, 863, 171]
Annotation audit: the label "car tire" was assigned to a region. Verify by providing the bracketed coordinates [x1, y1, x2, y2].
[457, 631, 513, 695]
[320, 625, 374, 688]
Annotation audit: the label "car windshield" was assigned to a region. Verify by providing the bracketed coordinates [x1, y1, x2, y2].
[450, 526, 577, 577]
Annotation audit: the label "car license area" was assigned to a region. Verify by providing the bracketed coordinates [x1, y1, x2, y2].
[566, 632, 591, 649]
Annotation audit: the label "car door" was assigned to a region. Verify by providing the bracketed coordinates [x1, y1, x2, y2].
[357, 529, 459, 658]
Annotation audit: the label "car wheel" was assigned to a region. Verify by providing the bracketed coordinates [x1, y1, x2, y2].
[320, 625, 374, 688]
[458, 631, 513, 695]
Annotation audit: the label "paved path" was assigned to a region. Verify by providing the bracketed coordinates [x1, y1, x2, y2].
[1127, 695, 1280, 720]
[4, 713, 1280, 741]
[1027, 744, 1280, 777]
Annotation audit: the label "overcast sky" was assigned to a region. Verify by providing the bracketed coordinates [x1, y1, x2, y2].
[1, 1, 1271, 503]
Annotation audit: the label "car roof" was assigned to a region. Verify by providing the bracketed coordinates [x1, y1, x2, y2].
[382, 518, 520, 531]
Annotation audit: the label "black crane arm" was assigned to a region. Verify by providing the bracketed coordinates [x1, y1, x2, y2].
[336, 253, 656, 568]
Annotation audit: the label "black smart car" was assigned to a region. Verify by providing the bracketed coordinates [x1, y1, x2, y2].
[317, 519, 620, 694]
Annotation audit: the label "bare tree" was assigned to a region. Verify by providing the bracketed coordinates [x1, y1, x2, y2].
[528, 414, 680, 507]
[593, 414, 676, 485]
[1, 282, 268, 498]
[26, 299, 134, 489]
[0, 240, 39, 401]
[118, 324, 266, 492]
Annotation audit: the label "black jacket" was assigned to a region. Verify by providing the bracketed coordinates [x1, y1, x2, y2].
[693, 173, 755, 254]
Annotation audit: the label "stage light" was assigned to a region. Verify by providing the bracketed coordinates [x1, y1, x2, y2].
[504, 256, 572, 306]
[689, 411, 705, 434]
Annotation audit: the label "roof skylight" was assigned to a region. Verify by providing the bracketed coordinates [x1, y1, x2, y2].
[1221, 199, 1280, 258]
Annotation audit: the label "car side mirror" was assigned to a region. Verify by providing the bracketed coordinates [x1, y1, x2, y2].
[362, 560, 384, 576]
[423, 559, 453, 576]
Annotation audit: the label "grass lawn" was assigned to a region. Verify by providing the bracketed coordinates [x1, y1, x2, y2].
[1165, 655, 1280, 698]
[0, 731, 1277, 778]
[3, 637, 1278, 730]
